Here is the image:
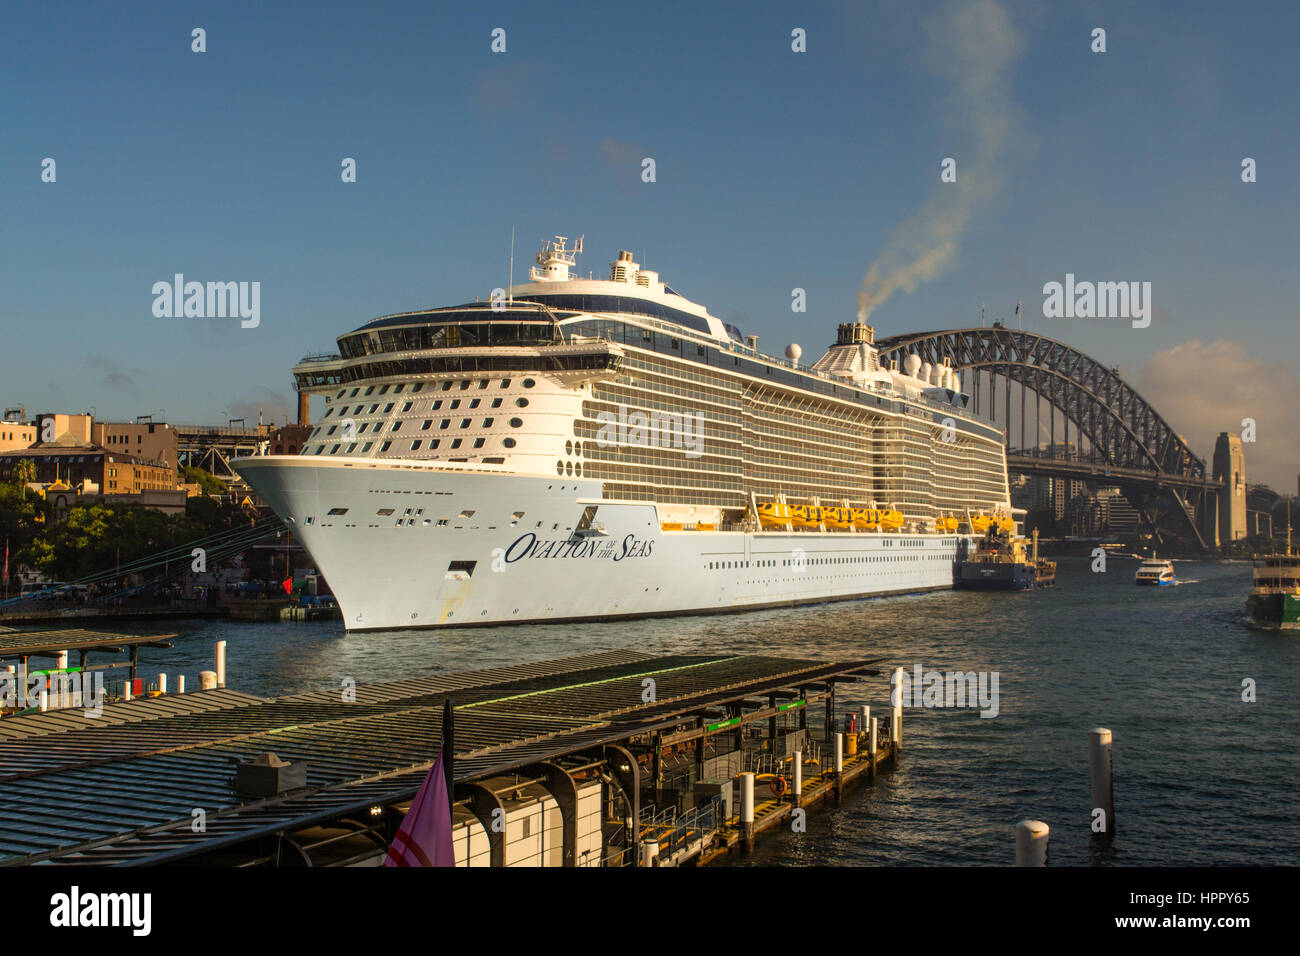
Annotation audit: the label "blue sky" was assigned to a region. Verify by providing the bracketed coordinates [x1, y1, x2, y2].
[3, 0, 1296, 486]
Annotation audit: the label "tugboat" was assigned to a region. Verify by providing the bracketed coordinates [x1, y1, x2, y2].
[1134, 553, 1176, 586]
[1247, 505, 1300, 629]
[957, 526, 1056, 590]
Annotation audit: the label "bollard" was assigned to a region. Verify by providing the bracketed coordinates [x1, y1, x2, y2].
[39, 689, 49, 712]
[177, 675, 186, 694]
[891, 666, 904, 750]
[861, 705, 870, 737]
[157, 673, 167, 695]
[56, 651, 68, 671]
[834, 732, 844, 774]
[214, 641, 227, 688]
[1089, 728, 1115, 835]
[740, 772, 755, 845]
[1015, 820, 1050, 866]
[639, 840, 660, 867]
[792, 750, 803, 802]
[123, 682, 133, 701]
[199, 671, 217, 691]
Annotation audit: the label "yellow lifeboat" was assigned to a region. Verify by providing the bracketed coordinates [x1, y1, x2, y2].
[935, 515, 960, 533]
[851, 508, 880, 530]
[969, 514, 992, 534]
[661, 522, 683, 531]
[823, 507, 852, 530]
[878, 509, 904, 531]
[756, 502, 792, 529]
[997, 516, 1016, 534]
[791, 505, 824, 529]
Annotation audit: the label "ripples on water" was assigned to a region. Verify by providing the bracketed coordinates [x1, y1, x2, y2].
[146, 557, 1298, 865]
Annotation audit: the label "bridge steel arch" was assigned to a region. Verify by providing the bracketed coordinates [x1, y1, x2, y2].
[875, 327, 1215, 548]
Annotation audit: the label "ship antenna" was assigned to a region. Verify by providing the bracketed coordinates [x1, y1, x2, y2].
[508, 227, 515, 305]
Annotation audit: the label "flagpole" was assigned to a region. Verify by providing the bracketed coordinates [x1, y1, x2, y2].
[441, 698, 454, 798]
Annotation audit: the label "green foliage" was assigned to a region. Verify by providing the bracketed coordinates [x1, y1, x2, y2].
[181, 466, 228, 496]
[0, 480, 50, 562]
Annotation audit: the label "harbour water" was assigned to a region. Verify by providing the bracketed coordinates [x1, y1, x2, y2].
[139, 556, 1298, 866]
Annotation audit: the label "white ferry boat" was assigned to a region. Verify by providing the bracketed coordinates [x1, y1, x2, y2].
[1135, 554, 1176, 586]
[233, 237, 1016, 631]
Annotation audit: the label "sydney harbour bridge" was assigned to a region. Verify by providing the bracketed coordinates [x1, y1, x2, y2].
[875, 325, 1227, 551]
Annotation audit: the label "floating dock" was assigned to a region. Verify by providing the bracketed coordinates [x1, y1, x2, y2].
[0, 650, 901, 866]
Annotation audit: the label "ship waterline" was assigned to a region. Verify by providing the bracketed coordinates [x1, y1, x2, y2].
[233, 237, 1012, 630]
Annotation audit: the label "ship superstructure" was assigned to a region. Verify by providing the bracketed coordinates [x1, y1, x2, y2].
[234, 237, 1015, 630]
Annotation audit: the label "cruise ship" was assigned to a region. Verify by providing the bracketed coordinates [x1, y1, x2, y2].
[233, 237, 1015, 631]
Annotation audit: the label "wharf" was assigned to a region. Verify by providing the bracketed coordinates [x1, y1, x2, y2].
[0, 650, 901, 867]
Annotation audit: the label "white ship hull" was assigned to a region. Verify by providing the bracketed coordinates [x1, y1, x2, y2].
[236, 457, 973, 632]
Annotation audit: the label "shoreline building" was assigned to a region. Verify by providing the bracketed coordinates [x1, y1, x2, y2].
[1212, 432, 1247, 544]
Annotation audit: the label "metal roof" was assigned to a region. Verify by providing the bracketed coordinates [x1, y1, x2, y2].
[0, 650, 878, 865]
[0, 628, 176, 660]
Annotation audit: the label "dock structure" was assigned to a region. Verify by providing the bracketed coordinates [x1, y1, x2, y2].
[0, 651, 900, 867]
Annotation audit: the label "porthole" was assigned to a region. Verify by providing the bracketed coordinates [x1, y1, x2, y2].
[566, 440, 573, 456]
[522, 378, 536, 388]
[565, 461, 573, 476]
[515, 397, 529, 408]
[556, 460, 564, 475]
[575, 442, 582, 456]
[575, 463, 581, 477]
[503, 437, 517, 448]
[509, 418, 523, 428]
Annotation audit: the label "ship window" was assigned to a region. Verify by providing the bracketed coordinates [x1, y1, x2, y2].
[522, 378, 536, 388]
[451, 438, 462, 449]
[369, 404, 379, 413]
[391, 421, 402, 431]
[697, 345, 705, 357]
[437, 519, 448, 526]
[491, 398, 502, 408]
[500, 379, 511, 388]
[557, 461, 564, 475]
[377, 508, 394, 516]
[503, 437, 516, 448]
[473, 438, 485, 448]
[509, 418, 523, 427]
[413, 383, 424, 393]
[336, 390, 346, 399]
[327, 425, 337, 435]
[671, 338, 679, 349]
[565, 462, 573, 476]
[478, 379, 489, 388]
[323, 407, 334, 418]
[411, 440, 422, 451]
[440, 419, 450, 429]
[483, 417, 494, 427]
[330, 444, 340, 454]
[384, 403, 395, 413]
[381, 441, 392, 452]
[515, 398, 529, 408]
[432, 400, 443, 410]
[459, 380, 471, 390]
[361, 442, 373, 452]
[365, 386, 375, 395]
[328, 507, 348, 515]
[379, 385, 389, 394]
[470, 398, 481, 409]
[460, 418, 471, 428]
[566, 440, 573, 455]
[422, 420, 432, 430]
[402, 401, 413, 412]
[358, 423, 368, 433]
[574, 463, 581, 477]
[442, 381, 453, 391]
[575, 442, 582, 456]
[394, 384, 404, 394]
[350, 388, 359, 397]
[347, 443, 357, 453]
[450, 399, 461, 409]
[483, 456, 505, 463]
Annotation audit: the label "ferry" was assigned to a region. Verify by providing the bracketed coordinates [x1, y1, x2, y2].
[1247, 511, 1300, 629]
[1135, 554, 1176, 586]
[233, 237, 1015, 630]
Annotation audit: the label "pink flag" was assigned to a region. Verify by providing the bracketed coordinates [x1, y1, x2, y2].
[383, 754, 455, 867]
